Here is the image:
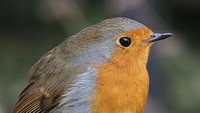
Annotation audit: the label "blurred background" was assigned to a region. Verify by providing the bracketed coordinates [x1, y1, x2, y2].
[0, 0, 200, 113]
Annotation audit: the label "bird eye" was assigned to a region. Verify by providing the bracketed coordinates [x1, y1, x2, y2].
[118, 37, 132, 47]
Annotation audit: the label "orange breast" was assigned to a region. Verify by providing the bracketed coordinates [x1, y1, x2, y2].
[91, 51, 150, 113]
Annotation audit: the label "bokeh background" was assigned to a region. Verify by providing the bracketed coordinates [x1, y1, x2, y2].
[1, 0, 200, 113]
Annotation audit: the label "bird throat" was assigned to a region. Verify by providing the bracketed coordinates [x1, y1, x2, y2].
[91, 48, 150, 113]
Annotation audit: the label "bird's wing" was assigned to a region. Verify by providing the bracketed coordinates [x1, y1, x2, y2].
[12, 49, 85, 113]
[12, 81, 65, 113]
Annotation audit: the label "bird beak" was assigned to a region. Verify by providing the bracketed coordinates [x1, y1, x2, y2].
[143, 33, 173, 43]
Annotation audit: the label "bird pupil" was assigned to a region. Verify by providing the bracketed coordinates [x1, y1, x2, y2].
[119, 37, 131, 47]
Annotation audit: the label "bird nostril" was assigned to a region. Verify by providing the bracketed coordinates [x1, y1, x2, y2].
[152, 34, 156, 38]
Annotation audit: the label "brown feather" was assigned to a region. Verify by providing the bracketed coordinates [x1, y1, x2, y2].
[12, 50, 67, 113]
[12, 46, 86, 113]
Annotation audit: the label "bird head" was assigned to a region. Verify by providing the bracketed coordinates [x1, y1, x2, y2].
[60, 17, 172, 68]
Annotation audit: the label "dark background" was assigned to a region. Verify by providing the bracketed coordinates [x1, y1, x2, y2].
[0, 0, 200, 113]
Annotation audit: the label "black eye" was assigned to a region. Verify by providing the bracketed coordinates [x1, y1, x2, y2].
[119, 37, 132, 47]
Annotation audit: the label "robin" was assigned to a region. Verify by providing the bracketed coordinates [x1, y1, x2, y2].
[12, 17, 172, 113]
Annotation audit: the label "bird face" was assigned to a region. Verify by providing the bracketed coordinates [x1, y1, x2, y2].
[62, 17, 153, 67]
[71, 17, 172, 68]
[114, 27, 153, 67]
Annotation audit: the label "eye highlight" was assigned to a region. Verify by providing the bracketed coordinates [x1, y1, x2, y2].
[118, 37, 132, 47]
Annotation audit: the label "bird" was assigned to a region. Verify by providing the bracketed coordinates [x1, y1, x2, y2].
[12, 17, 172, 113]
